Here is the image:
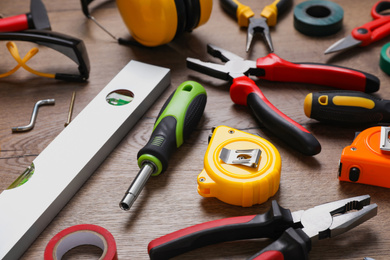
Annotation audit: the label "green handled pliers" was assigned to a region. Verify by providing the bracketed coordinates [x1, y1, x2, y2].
[220, 0, 292, 52]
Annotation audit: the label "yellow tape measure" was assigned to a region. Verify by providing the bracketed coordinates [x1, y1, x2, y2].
[197, 126, 281, 207]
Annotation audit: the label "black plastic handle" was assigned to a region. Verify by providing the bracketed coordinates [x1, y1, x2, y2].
[276, 0, 293, 16]
[230, 76, 321, 156]
[148, 200, 294, 260]
[137, 81, 207, 175]
[256, 54, 380, 93]
[220, 0, 238, 17]
[249, 228, 311, 260]
[304, 90, 390, 124]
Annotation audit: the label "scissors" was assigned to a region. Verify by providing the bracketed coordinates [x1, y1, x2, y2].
[325, 0, 390, 54]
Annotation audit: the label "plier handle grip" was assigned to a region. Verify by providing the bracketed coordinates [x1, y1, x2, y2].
[186, 44, 379, 155]
[148, 195, 377, 260]
[220, 0, 292, 52]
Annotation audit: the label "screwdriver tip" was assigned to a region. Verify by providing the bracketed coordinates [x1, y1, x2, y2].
[120, 193, 136, 211]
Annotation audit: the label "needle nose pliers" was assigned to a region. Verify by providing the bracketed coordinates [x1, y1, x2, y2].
[148, 195, 377, 260]
[186, 44, 380, 156]
[220, 0, 292, 52]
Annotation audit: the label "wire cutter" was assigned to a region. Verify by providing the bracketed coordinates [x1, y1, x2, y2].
[186, 44, 379, 156]
[148, 195, 377, 260]
[325, 0, 390, 54]
[220, 0, 292, 52]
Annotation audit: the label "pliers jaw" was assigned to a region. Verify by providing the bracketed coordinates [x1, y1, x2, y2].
[296, 195, 377, 244]
[186, 44, 263, 80]
[247, 17, 274, 53]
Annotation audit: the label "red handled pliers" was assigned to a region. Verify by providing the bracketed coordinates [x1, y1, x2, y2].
[325, 0, 390, 54]
[148, 195, 377, 260]
[186, 44, 380, 156]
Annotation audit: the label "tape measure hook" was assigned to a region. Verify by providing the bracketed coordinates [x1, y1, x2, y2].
[219, 148, 261, 168]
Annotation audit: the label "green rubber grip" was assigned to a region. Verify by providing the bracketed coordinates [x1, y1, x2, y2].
[137, 81, 207, 175]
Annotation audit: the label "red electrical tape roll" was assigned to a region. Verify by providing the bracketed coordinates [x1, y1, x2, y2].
[44, 224, 118, 260]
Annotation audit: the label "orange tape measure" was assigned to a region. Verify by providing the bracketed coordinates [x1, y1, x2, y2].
[339, 126, 390, 188]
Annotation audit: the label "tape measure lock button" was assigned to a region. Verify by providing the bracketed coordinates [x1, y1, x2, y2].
[197, 126, 281, 207]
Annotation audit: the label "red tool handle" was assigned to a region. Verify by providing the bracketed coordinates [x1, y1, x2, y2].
[0, 14, 30, 32]
[352, 16, 390, 46]
[148, 215, 256, 258]
[230, 76, 321, 156]
[249, 228, 310, 260]
[351, 1, 390, 46]
[148, 200, 295, 260]
[256, 54, 379, 93]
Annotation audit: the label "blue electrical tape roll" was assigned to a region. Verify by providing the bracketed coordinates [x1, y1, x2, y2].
[294, 0, 344, 36]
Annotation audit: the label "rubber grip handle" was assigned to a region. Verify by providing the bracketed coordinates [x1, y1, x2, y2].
[148, 200, 294, 260]
[257, 54, 380, 93]
[352, 16, 390, 46]
[304, 90, 390, 124]
[230, 76, 321, 156]
[276, 0, 292, 14]
[220, 0, 239, 17]
[372, 1, 390, 19]
[0, 14, 29, 32]
[137, 81, 207, 175]
[249, 228, 311, 260]
[261, 0, 292, 26]
[220, 0, 254, 27]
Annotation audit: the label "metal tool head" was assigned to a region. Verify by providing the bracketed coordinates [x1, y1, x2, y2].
[186, 44, 261, 80]
[247, 17, 273, 53]
[293, 195, 377, 243]
[30, 0, 51, 30]
[324, 34, 362, 54]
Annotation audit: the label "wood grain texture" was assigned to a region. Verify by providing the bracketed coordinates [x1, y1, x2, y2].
[0, 0, 389, 259]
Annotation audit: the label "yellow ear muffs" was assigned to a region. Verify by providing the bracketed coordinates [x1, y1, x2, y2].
[116, 0, 212, 47]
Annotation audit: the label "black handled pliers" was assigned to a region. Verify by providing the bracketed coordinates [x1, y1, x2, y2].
[220, 0, 292, 52]
[186, 44, 380, 156]
[148, 195, 377, 260]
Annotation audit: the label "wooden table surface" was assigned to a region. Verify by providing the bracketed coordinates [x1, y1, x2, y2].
[1, 0, 389, 259]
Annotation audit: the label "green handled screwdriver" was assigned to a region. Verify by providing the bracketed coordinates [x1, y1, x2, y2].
[304, 90, 390, 124]
[120, 81, 207, 211]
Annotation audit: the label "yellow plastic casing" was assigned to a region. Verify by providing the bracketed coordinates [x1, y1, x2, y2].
[198, 0, 213, 28]
[116, 0, 213, 47]
[116, 0, 177, 47]
[198, 126, 281, 207]
[261, 0, 280, 26]
[233, 0, 254, 27]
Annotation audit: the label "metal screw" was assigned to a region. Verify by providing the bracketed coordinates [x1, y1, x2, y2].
[228, 130, 235, 134]
[351, 147, 357, 151]
[199, 178, 205, 182]
[65, 91, 76, 127]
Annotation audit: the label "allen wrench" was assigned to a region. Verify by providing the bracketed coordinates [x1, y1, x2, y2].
[12, 99, 55, 132]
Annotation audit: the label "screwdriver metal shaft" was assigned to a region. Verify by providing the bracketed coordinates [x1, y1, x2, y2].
[120, 163, 154, 210]
[119, 81, 207, 211]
